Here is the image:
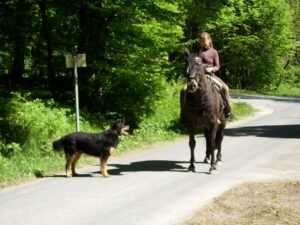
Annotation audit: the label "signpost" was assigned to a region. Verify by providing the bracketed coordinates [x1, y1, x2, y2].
[65, 53, 86, 132]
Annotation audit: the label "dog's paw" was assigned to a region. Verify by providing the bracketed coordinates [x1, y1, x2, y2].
[102, 173, 111, 178]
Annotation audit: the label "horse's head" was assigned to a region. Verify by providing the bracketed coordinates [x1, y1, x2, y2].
[185, 49, 205, 93]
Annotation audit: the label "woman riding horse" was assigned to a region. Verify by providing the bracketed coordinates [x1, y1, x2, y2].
[182, 50, 226, 174]
[196, 32, 232, 118]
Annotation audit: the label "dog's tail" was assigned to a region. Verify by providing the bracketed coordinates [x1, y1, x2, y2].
[52, 139, 64, 151]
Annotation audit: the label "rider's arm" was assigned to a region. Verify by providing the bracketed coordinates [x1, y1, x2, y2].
[205, 50, 220, 73]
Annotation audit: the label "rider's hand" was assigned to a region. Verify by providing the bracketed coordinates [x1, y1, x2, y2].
[206, 67, 214, 73]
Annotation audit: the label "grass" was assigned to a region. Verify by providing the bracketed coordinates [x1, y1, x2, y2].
[182, 180, 300, 225]
[0, 86, 256, 189]
[231, 83, 300, 97]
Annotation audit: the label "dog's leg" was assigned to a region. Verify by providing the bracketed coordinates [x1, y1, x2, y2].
[65, 154, 73, 178]
[109, 147, 116, 155]
[100, 157, 110, 178]
[71, 152, 81, 176]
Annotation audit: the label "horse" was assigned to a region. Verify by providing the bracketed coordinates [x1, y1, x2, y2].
[180, 49, 226, 175]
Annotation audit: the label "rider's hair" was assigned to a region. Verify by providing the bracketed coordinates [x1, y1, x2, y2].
[199, 32, 213, 48]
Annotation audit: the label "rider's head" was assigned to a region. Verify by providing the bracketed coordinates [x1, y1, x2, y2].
[199, 32, 213, 49]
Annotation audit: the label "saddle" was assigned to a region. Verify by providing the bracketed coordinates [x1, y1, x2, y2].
[205, 73, 222, 93]
[205, 73, 228, 114]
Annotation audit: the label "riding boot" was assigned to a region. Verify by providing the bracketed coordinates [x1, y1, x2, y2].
[221, 91, 232, 119]
[223, 101, 232, 119]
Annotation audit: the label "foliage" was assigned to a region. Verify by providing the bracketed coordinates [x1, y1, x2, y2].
[0, 0, 298, 121]
[0, 93, 99, 158]
[184, 0, 297, 90]
[186, 0, 300, 90]
[0, 0, 186, 127]
[0, 88, 255, 185]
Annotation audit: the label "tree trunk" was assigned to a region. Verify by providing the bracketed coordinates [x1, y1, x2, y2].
[37, 0, 55, 89]
[10, 0, 26, 88]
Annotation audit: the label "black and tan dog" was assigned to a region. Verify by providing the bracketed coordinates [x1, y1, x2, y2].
[53, 122, 129, 178]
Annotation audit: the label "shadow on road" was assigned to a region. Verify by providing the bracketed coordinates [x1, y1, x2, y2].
[45, 174, 93, 178]
[225, 124, 300, 139]
[107, 160, 188, 175]
[48, 161, 211, 178]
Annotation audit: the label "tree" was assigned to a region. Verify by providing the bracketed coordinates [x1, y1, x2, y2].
[182, 0, 297, 90]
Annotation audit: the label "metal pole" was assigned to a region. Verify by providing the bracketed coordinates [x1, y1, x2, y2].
[74, 55, 80, 132]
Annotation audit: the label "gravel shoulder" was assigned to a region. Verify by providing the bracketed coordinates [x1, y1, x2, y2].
[182, 180, 300, 225]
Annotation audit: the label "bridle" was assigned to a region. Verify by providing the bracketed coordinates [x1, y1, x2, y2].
[186, 56, 206, 93]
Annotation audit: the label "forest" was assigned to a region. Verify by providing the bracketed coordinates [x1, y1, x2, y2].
[1, 0, 299, 122]
[0, 0, 299, 182]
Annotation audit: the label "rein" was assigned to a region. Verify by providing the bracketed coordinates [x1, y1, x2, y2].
[186, 75, 215, 110]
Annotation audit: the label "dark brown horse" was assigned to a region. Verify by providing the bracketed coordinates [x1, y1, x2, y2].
[180, 49, 226, 174]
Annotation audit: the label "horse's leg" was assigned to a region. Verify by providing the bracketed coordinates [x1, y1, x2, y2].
[216, 126, 224, 166]
[179, 88, 186, 124]
[203, 129, 211, 163]
[209, 123, 218, 175]
[188, 129, 196, 172]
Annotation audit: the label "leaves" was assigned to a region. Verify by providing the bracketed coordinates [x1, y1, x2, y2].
[0, 0, 299, 120]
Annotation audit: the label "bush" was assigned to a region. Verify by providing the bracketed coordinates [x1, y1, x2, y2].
[0, 93, 99, 158]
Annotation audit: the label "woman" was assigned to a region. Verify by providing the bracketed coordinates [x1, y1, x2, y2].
[199, 32, 232, 118]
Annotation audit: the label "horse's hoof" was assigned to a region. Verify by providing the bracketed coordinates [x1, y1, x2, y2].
[204, 158, 210, 164]
[188, 166, 196, 173]
[209, 168, 218, 175]
[216, 160, 223, 166]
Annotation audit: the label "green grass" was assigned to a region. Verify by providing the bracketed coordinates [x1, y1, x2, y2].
[231, 101, 257, 121]
[232, 83, 300, 97]
[0, 86, 256, 188]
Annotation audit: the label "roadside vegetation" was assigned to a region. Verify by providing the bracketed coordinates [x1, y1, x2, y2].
[0, 84, 254, 188]
[182, 180, 300, 225]
[0, 0, 299, 187]
[232, 83, 300, 97]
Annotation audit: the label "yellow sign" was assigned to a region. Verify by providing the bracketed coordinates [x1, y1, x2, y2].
[65, 54, 87, 68]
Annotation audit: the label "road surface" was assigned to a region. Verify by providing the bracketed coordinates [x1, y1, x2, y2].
[1, 95, 300, 225]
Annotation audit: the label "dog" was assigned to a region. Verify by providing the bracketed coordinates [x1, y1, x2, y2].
[52, 122, 129, 178]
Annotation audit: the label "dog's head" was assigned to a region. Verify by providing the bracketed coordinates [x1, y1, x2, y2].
[111, 122, 130, 136]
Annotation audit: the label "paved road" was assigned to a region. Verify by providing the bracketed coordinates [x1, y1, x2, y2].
[1, 95, 300, 225]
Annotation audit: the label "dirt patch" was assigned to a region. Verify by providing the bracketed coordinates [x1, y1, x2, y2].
[182, 180, 300, 225]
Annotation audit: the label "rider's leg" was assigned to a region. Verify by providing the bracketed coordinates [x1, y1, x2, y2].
[210, 75, 232, 118]
[221, 85, 232, 117]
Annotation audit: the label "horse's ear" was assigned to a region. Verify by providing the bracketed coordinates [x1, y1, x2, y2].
[184, 48, 190, 58]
